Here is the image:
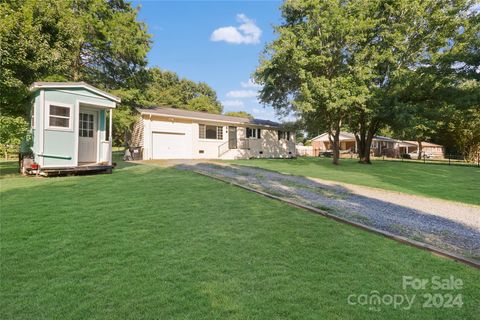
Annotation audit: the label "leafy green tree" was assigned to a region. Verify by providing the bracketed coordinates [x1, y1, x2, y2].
[1, 0, 152, 149]
[256, 0, 476, 164]
[254, 0, 369, 164]
[1, 1, 223, 149]
[0, 0, 78, 116]
[443, 104, 480, 162]
[430, 8, 479, 161]
[0, 116, 28, 160]
[186, 96, 220, 113]
[224, 111, 253, 118]
[109, 105, 138, 147]
[388, 5, 479, 160]
[111, 68, 222, 146]
[0, 0, 151, 118]
[281, 120, 305, 144]
[138, 68, 222, 113]
[347, 0, 475, 163]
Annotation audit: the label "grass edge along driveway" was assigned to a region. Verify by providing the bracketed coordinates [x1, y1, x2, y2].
[227, 157, 480, 206]
[1, 163, 479, 319]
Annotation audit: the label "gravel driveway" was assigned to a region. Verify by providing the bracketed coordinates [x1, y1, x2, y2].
[178, 162, 480, 261]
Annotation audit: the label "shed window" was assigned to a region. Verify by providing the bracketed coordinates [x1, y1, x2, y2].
[199, 124, 223, 140]
[246, 128, 261, 139]
[79, 113, 94, 138]
[48, 103, 72, 130]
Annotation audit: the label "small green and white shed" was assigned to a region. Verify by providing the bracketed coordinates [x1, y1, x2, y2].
[28, 82, 120, 173]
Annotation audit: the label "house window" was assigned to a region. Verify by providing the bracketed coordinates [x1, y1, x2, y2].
[246, 128, 261, 139]
[79, 113, 94, 138]
[199, 124, 223, 140]
[278, 131, 290, 140]
[48, 103, 72, 130]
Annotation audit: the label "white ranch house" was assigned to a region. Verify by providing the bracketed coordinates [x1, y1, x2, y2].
[131, 107, 296, 160]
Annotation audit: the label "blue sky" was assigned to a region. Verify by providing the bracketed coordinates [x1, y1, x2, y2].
[131, 0, 286, 121]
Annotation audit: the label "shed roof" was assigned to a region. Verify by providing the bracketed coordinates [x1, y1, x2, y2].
[29, 82, 121, 103]
[137, 106, 284, 129]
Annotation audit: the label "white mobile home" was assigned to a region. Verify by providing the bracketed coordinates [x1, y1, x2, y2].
[131, 107, 296, 160]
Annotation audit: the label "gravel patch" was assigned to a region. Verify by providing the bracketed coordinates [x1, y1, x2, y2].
[178, 162, 480, 261]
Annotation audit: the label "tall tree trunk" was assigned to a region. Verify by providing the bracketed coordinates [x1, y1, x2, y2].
[356, 122, 376, 164]
[417, 139, 423, 160]
[332, 130, 341, 165]
[328, 122, 342, 165]
[363, 131, 374, 164]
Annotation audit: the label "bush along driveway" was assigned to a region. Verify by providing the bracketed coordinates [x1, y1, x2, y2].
[180, 163, 480, 262]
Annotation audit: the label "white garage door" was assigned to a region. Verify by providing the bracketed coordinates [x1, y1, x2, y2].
[152, 131, 192, 159]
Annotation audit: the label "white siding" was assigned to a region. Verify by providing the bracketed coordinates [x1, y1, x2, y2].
[143, 116, 295, 160]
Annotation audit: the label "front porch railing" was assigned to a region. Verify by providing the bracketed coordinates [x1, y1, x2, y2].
[100, 140, 112, 164]
[218, 138, 249, 157]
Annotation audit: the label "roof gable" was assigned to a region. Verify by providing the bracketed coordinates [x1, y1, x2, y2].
[30, 82, 121, 103]
[311, 132, 355, 141]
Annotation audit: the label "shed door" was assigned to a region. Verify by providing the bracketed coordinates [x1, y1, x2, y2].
[152, 132, 191, 159]
[78, 111, 97, 163]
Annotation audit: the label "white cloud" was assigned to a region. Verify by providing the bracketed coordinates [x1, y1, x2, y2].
[221, 100, 245, 108]
[226, 90, 258, 98]
[252, 107, 274, 116]
[240, 79, 261, 88]
[210, 14, 262, 45]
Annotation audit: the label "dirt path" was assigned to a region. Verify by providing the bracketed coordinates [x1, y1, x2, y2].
[177, 162, 480, 261]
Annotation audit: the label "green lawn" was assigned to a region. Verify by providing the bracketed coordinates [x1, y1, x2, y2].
[228, 157, 480, 205]
[1, 162, 479, 319]
[0, 160, 19, 179]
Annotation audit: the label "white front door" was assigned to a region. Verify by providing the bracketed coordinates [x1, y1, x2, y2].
[78, 111, 97, 163]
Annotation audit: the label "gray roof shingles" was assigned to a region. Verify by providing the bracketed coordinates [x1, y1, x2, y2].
[136, 106, 284, 129]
